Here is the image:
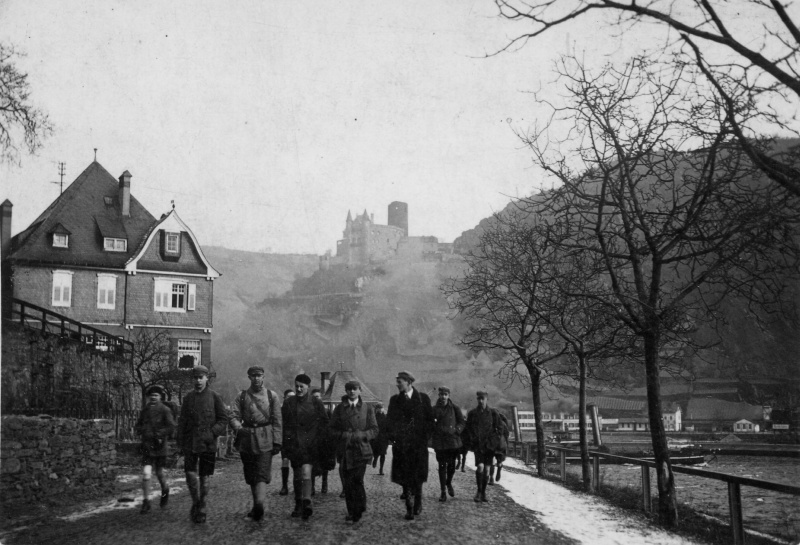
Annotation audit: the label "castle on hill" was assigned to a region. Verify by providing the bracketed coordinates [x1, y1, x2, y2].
[320, 201, 453, 269]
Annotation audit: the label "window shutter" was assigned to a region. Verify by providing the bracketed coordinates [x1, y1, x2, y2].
[188, 283, 196, 310]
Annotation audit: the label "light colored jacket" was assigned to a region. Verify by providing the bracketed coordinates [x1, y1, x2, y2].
[229, 387, 283, 454]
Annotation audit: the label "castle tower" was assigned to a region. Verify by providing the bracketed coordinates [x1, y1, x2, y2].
[388, 201, 408, 237]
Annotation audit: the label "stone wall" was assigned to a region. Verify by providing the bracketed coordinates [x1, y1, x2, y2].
[0, 415, 118, 505]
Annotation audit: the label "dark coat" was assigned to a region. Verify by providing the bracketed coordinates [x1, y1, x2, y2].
[464, 405, 501, 455]
[329, 396, 379, 470]
[282, 394, 329, 467]
[136, 401, 176, 457]
[386, 388, 433, 487]
[431, 399, 465, 451]
[177, 387, 228, 454]
[370, 411, 389, 456]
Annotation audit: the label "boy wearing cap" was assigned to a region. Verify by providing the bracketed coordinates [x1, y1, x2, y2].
[386, 370, 433, 521]
[135, 384, 176, 514]
[370, 402, 389, 475]
[464, 391, 501, 503]
[176, 365, 228, 523]
[230, 366, 283, 522]
[329, 380, 378, 523]
[279, 388, 295, 495]
[432, 386, 465, 502]
[282, 373, 329, 520]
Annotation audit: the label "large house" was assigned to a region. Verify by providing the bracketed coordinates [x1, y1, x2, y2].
[2, 161, 220, 370]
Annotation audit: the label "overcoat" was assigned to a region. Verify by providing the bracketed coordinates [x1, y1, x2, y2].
[386, 388, 433, 487]
[329, 396, 379, 469]
[282, 393, 329, 467]
[431, 399, 465, 451]
[370, 411, 390, 457]
[464, 405, 501, 455]
[177, 387, 228, 454]
[136, 401, 176, 457]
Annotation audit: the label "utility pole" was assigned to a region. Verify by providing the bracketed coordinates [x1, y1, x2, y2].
[51, 162, 66, 194]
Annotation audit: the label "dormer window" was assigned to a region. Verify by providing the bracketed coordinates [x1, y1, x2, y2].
[104, 237, 127, 252]
[166, 232, 180, 254]
[53, 233, 69, 248]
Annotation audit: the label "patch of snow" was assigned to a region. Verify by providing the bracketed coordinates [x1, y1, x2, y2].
[486, 457, 700, 545]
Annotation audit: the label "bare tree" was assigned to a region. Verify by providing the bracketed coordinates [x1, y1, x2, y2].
[522, 57, 800, 526]
[443, 210, 569, 475]
[128, 328, 191, 405]
[0, 43, 53, 165]
[494, 0, 800, 196]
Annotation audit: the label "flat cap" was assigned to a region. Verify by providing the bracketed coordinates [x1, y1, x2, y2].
[345, 380, 361, 390]
[192, 365, 210, 376]
[438, 386, 451, 394]
[294, 373, 312, 385]
[146, 384, 166, 397]
[476, 390, 488, 398]
[396, 370, 415, 383]
[375, 402, 384, 409]
[247, 366, 265, 376]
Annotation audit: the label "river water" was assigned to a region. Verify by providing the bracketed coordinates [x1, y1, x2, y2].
[585, 455, 800, 542]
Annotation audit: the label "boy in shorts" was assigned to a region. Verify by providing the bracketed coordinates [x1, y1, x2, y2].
[136, 384, 176, 514]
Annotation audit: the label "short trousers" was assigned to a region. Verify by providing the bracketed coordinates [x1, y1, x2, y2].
[240, 452, 273, 485]
[184, 452, 216, 477]
[141, 455, 167, 469]
[473, 449, 495, 466]
[434, 448, 461, 464]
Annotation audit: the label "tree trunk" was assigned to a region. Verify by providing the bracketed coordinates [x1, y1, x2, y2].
[644, 331, 678, 527]
[528, 364, 546, 477]
[578, 352, 591, 490]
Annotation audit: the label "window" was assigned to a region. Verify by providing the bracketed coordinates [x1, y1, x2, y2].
[52, 270, 73, 307]
[154, 278, 196, 312]
[97, 274, 116, 309]
[53, 234, 69, 248]
[103, 238, 127, 252]
[165, 232, 180, 254]
[177, 339, 201, 369]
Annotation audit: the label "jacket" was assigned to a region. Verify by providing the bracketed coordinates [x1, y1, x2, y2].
[431, 399, 465, 451]
[136, 401, 176, 457]
[282, 393, 329, 466]
[329, 395, 379, 469]
[229, 387, 283, 455]
[177, 387, 229, 454]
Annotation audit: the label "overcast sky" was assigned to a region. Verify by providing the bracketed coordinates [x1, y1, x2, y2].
[1, 0, 743, 254]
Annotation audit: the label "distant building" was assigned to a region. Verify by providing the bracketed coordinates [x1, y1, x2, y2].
[2, 161, 220, 373]
[684, 398, 765, 432]
[330, 202, 452, 267]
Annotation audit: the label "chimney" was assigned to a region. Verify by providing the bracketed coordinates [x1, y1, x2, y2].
[321, 371, 331, 394]
[119, 171, 132, 217]
[1, 200, 12, 261]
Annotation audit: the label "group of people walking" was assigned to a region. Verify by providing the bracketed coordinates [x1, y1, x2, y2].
[134, 365, 510, 525]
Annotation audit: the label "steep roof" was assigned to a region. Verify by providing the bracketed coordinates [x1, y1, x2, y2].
[587, 397, 647, 412]
[321, 370, 381, 404]
[8, 162, 156, 268]
[685, 398, 763, 422]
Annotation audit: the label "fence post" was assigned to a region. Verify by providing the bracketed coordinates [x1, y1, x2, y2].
[641, 465, 651, 512]
[728, 482, 744, 545]
[592, 454, 600, 493]
[560, 449, 567, 483]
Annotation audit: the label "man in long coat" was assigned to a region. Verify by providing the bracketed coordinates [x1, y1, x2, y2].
[176, 365, 228, 523]
[329, 381, 379, 523]
[386, 370, 433, 521]
[282, 373, 329, 520]
[431, 386, 465, 502]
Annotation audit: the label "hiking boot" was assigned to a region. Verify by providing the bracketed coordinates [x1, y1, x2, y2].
[140, 499, 151, 514]
[291, 500, 302, 518]
[301, 499, 313, 520]
[495, 465, 502, 482]
[160, 489, 170, 508]
[252, 502, 264, 522]
[279, 485, 289, 496]
[439, 490, 447, 502]
[447, 483, 455, 497]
